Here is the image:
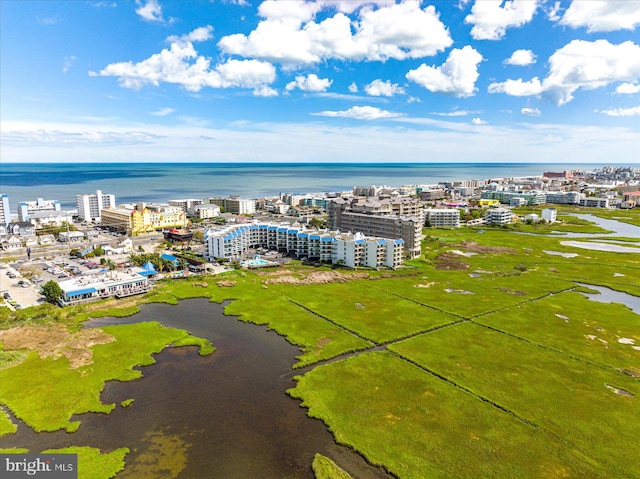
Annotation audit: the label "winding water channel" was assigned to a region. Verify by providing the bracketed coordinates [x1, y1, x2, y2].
[1, 298, 392, 479]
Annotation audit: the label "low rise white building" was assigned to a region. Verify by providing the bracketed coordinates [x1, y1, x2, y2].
[18, 198, 61, 222]
[579, 197, 610, 208]
[28, 210, 74, 229]
[486, 208, 513, 226]
[189, 204, 221, 219]
[424, 208, 460, 228]
[58, 268, 152, 307]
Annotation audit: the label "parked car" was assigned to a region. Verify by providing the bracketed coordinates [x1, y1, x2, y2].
[3, 292, 10, 300]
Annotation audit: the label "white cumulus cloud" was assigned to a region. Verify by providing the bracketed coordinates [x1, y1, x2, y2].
[596, 105, 640, 116]
[348, 82, 358, 93]
[489, 40, 640, 104]
[471, 117, 486, 125]
[406, 46, 483, 98]
[558, 0, 640, 32]
[286, 74, 333, 92]
[521, 107, 541, 116]
[135, 0, 172, 23]
[504, 49, 536, 66]
[364, 79, 405, 97]
[218, 1, 452, 66]
[90, 27, 276, 93]
[311, 105, 402, 120]
[465, 0, 539, 40]
[615, 83, 640, 94]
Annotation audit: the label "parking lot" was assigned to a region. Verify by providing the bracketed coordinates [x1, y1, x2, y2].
[0, 263, 45, 310]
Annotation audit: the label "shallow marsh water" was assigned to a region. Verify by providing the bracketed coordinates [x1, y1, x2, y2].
[1, 298, 392, 479]
[576, 283, 640, 315]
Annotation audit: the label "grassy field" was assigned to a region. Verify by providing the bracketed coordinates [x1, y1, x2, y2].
[389, 322, 639, 477]
[0, 207, 638, 478]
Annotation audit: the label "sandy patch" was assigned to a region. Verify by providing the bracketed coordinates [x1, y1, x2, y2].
[449, 250, 477, 258]
[414, 282, 437, 288]
[555, 314, 569, 321]
[355, 303, 366, 309]
[586, 335, 597, 341]
[0, 324, 114, 369]
[614, 273, 625, 277]
[618, 338, 636, 345]
[217, 281, 237, 287]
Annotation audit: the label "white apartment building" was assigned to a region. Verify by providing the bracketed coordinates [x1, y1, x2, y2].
[542, 208, 557, 223]
[169, 199, 203, 213]
[205, 222, 404, 269]
[207, 196, 256, 215]
[424, 208, 460, 228]
[579, 197, 610, 208]
[486, 208, 513, 226]
[29, 210, 75, 229]
[0, 194, 10, 226]
[545, 191, 582, 205]
[335, 233, 404, 269]
[18, 198, 61, 222]
[76, 190, 116, 223]
[188, 204, 221, 219]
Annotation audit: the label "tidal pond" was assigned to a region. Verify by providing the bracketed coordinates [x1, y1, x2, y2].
[1, 298, 392, 479]
[576, 283, 640, 315]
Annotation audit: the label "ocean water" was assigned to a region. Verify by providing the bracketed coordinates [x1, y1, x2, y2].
[0, 162, 621, 211]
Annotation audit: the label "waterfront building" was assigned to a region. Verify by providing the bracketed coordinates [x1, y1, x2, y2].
[328, 197, 423, 258]
[28, 210, 75, 229]
[480, 190, 546, 206]
[542, 208, 557, 223]
[303, 196, 329, 211]
[353, 185, 385, 197]
[0, 194, 10, 226]
[101, 205, 187, 235]
[280, 193, 306, 206]
[18, 198, 61, 222]
[424, 208, 461, 228]
[545, 191, 582, 205]
[485, 208, 513, 226]
[169, 199, 203, 213]
[57, 268, 152, 307]
[205, 222, 404, 269]
[207, 196, 256, 215]
[76, 190, 116, 223]
[418, 189, 446, 201]
[579, 197, 610, 208]
[188, 204, 221, 219]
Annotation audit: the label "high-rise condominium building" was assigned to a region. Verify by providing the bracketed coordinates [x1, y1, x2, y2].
[76, 190, 116, 223]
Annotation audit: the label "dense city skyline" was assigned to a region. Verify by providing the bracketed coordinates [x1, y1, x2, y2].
[1, 0, 639, 164]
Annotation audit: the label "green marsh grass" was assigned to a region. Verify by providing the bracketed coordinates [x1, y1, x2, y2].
[312, 453, 353, 479]
[389, 322, 639, 477]
[289, 351, 602, 479]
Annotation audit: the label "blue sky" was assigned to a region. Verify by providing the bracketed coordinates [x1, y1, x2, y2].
[1, 0, 639, 164]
